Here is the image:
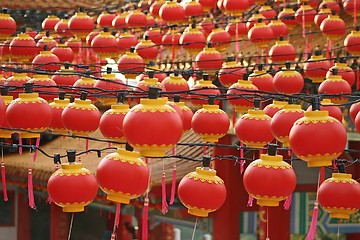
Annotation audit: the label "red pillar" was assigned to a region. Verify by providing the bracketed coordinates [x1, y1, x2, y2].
[346, 233, 360, 240]
[213, 135, 242, 240]
[50, 203, 69, 240]
[259, 205, 291, 240]
[17, 192, 31, 240]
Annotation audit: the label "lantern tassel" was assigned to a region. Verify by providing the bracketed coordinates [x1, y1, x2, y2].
[170, 163, 176, 205]
[191, 217, 199, 240]
[306, 201, 319, 240]
[240, 142, 245, 174]
[32, 137, 40, 162]
[19, 136, 22, 154]
[162, 171, 168, 214]
[1, 162, 8, 201]
[283, 194, 293, 210]
[68, 212, 74, 240]
[111, 203, 121, 239]
[142, 196, 149, 240]
[235, 22, 239, 61]
[27, 168, 36, 209]
[85, 139, 89, 153]
[46, 196, 52, 204]
[247, 195, 253, 207]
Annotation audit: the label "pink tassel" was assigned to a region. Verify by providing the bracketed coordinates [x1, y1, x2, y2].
[306, 202, 319, 240]
[46, 196, 52, 204]
[28, 168, 36, 209]
[32, 137, 40, 162]
[235, 23, 239, 60]
[283, 194, 292, 210]
[162, 172, 168, 214]
[115, 203, 121, 227]
[142, 197, 149, 240]
[85, 139, 89, 153]
[170, 163, 176, 205]
[240, 160, 245, 174]
[1, 162, 8, 201]
[247, 195, 253, 207]
[19, 136, 23, 154]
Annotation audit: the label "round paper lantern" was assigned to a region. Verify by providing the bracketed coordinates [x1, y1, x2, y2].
[138, 62, 167, 83]
[61, 94, 101, 136]
[68, 11, 95, 40]
[112, 9, 128, 29]
[178, 159, 226, 217]
[0, 95, 14, 138]
[28, 74, 57, 101]
[91, 28, 118, 59]
[116, 30, 138, 54]
[161, 28, 181, 50]
[0, 94, 6, 126]
[51, 39, 74, 63]
[32, 48, 61, 71]
[269, 37, 296, 64]
[159, 1, 185, 24]
[55, 18, 71, 38]
[227, 77, 258, 114]
[183, 0, 203, 18]
[207, 25, 231, 52]
[95, 69, 127, 106]
[10, 33, 38, 62]
[49, 95, 70, 134]
[97, 148, 149, 203]
[243, 146, 296, 206]
[135, 73, 165, 101]
[235, 108, 274, 148]
[199, 15, 215, 36]
[318, 71, 352, 104]
[73, 72, 96, 102]
[278, 8, 297, 30]
[180, 23, 206, 54]
[248, 65, 275, 92]
[343, 0, 360, 16]
[289, 110, 347, 167]
[126, 7, 147, 28]
[246, 13, 266, 31]
[354, 110, 360, 132]
[197, 0, 217, 12]
[135, 35, 158, 64]
[97, 11, 116, 28]
[192, 104, 230, 142]
[118, 47, 145, 79]
[344, 26, 360, 56]
[295, 3, 317, 27]
[218, 57, 245, 87]
[225, 18, 248, 40]
[271, 104, 305, 147]
[320, 13, 346, 40]
[304, 50, 331, 83]
[52, 65, 80, 86]
[42, 15, 60, 32]
[6, 87, 53, 139]
[4, 72, 30, 99]
[0, 8, 16, 40]
[195, 43, 223, 75]
[273, 62, 304, 94]
[175, 101, 193, 132]
[248, 19, 274, 49]
[350, 102, 360, 123]
[318, 172, 360, 219]
[315, 5, 332, 27]
[145, 26, 163, 45]
[319, 0, 340, 14]
[99, 104, 129, 142]
[150, 0, 166, 18]
[47, 156, 98, 212]
[263, 100, 287, 118]
[268, 18, 289, 39]
[223, 0, 250, 16]
[326, 59, 355, 86]
[145, 12, 156, 28]
[162, 70, 190, 96]
[123, 94, 183, 157]
[307, 99, 343, 123]
[190, 74, 221, 107]
[0, 39, 11, 62]
[259, 5, 277, 19]
[65, 37, 82, 55]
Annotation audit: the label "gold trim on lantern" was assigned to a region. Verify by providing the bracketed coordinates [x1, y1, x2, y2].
[242, 109, 271, 120]
[101, 187, 139, 204]
[327, 173, 359, 184]
[282, 104, 303, 113]
[50, 128, 68, 134]
[49, 99, 70, 109]
[67, 99, 98, 111]
[198, 133, 226, 143]
[106, 149, 147, 166]
[296, 110, 336, 124]
[133, 143, 175, 157]
[134, 98, 176, 113]
[251, 154, 292, 169]
[56, 201, 93, 212]
[186, 167, 224, 184]
[251, 194, 287, 207]
[299, 152, 342, 167]
[242, 141, 268, 149]
[184, 204, 217, 217]
[322, 206, 358, 219]
[11, 93, 44, 104]
[53, 162, 93, 176]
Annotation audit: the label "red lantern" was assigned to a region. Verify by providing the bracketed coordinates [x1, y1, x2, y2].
[123, 95, 183, 157]
[195, 43, 223, 75]
[126, 8, 147, 28]
[350, 102, 360, 123]
[28, 74, 57, 102]
[246, 13, 266, 31]
[99, 104, 129, 142]
[243, 146, 296, 206]
[344, 27, 360, 56]
[268, 18, 289, 39]
[273, 62, 304, 94]
[248, 19, 274, 49]
[197, 0, 217, 12]
[307, 99, 343, 123]
[326, 61, 355, 86]
[199, 16, 215, 36]
[68, 11, 95, 41]
[73, 72, 96, 102]
[97, 11, 116, 28]
[51, 39, 74, 63]
[263, 100, 287, 118]
[95, 69, 127, 106]
[178, 160, 226, 217]
[320, 14, 346, 40]
[295, 3, 317, 28]
[318, 73, 352, 104]
[315, 6, 331, 27]
[162, 28, 181, 50]
[4, 72, 30, 99]
[175, 101, 193, 132]
[47, 158, 98, 212]
[218, 57, 245, 87]
[159, 1, 185, 24]
[269, 37, 297, 64]
[49, 96, 70, 134]
[117, 30, 138, 54]
[61, 95, 101, 136]
[225, 18, 248, 40]
[289, 110, 347, 167]
[66, 37, 82, 55]
[162, 70, 190, 95]
[180, 23, 206, 54]
[42, 15, 60, 32]
[32, 49, 61, 71]
[112, 10, 128, 29]
[52, 65, 80, 86]
[278, 8, 297, 30]
[55, 18, 71, 38]
[271, 104, 305, 147]
[192, 104, 230, 143]
[248, 66, 275, 92]
[0, 39, 11, 61]
[91, 28, 118, 59]
[343, 0, 360, 16]
[138, 62, 167, 83]
[319, 0, 340, 14]
[318, 172, 360, 219]
[0, 9, 16, 40]
[304, 50, 331, 83]
[135, 35, 158, 64]
[183, 0, 203, 18]
[0, 95, 14, 138]
[150, 0, 166, 18]
[354, 110, 360, 132]
[207, 25, 231, 52]
[223, 0, 250, 16]
[235, 108, 274, 148]
[97, 148, 149, 203]
[259, 5, 277, 19]
[145, 26, 163, 45]
[37, 32, 57, 50]
[227, 78, 258, 114]
[10, 33, 38, 62]
[6, 89, 53, 139]
[190, 74, 220, 107]
[135, 73, 165, 101]
[118, 47, 145, 79]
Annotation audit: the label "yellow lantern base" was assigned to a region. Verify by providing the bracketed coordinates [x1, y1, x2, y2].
[19, 132, 41, 139]
[256, 198, 280, 207]
[107, 193, 131, 204]
[188, 207, 209, 217]
[62, 205, 85, 213]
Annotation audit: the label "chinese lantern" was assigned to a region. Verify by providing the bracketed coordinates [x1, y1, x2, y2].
[116, 30, 138, 54]
[178, 157, 226, 217]
[68, 11, 95, 40]
[225, 18, 248, 40]
[318, 70, 352, 104]
[32, 47, 61, 72]
[4, 72, 30, 99]
[199, 15, 215, 36]
[91, 28, 118, 59]
[207, 24, 231, 52]
[145, 12, 156, 28]
[10, 32, 38, 62]
[122, 90, 183, 157]
[197, 0, 217, 12]
[42, 15, 60, 32]
[66, 37, 82, 55]
[192, 103, 230, 143]
[343, 0, 360, 16]
[259, 5, 277, 19]
[289, 109, 347, 167]
[175, 101, 193, 132]
[271, 104, 305, 147]
[97, 148, 150, 203]
[263, 100, 287, 118]
[268, 18, 289, 39]
[28, 74, 57, 102]
[0, 94, 14, 138]
[295, 3, 317, 28]
[307, 99, 343, 123]
[223, 0, 250, 16]
[319, 0, 340, 14]
[49, 94, 70, 134]
[344, 26, 360, 56]
[51, 39, 74, 63]
[315, 5, 332, 27]
[126, 7, 147, 28]
[61, 93, 101, 136]
[246, 12, 266, 31]
[138, 61, 167, 83]
[318, 172, 360, 219]
[248, 19, 274, 49]
[162, 70, 190, 96]
[99, 104, 130, 142]
[243, 145, 296, 206]
[135, 35, 158, 64]
[112, 9, 128, 30]
[190, 74, 220, 107]
[304, 50, 331, 83]
[180, 23, 206, 54]
[320, 13, 346, 40]
[118, 47, 145, 79]
[183, 0, 203, 19]
[0, 8, 16, 40]
[135, 72, 165, 102]
[6, 85, 53, 139]
[0, 39, 11, 62]
[326, 58, 355, 86]
[350, 102, 360, 123]
[195, 43, 223, 75]
[145, 25, 163, 45]
[47, 153, 98, 212]
[218, 57, 245, 87]
[354, 110, 360, 132]
[55, 18, 71, 38]
[161, 28, 181, 50]
[235, 105, 274, 148]
[273, 62, 304, 94]
[227, 76, 258, 114]
[268, 37, 296, 64]
[73, 71, 96, 102]
[150, 0, 166, 18]
[248, 65, 275, 92]
[278, 8, 297, 30]
[97, 11, 116, 28]
[52, 64, 80, 86]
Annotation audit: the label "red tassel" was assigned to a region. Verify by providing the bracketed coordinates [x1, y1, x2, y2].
[1, 162, 8, 201]
[162, 171, 168, 214]
[247, 195, 253, 207]
[115, 203, 121, 227]
[306, 201, 319, 240]
[28, 168, 36, 209]
[32, 137, 40, 162]
[85, 139, 89, 153]
[283, 194, 292, 210]
[142, 197, 149, 240]
[170, 163, 176, 205]
[354, 0, 357, 27]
